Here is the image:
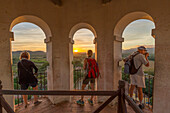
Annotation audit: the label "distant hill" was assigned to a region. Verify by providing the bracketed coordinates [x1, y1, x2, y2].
[122, 47, 155, 54]
[12, 51, 46, 56]
[12, 48, 154, 57]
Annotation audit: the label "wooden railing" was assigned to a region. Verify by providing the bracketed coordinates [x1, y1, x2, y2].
[0, 80, 144, 113]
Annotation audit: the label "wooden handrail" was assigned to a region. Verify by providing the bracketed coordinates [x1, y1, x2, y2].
[0, 96, 14, 113]
[125, 94, 144, 113]
[0, 80, 145, 113]
[93, 90, 120, 113]
[0, 90, 117, 96]
[118, 80, 127, 113]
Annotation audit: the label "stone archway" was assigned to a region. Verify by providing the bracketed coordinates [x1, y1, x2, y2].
[69, 23, 97, 39]
[68, 23, 97, 90]
[9, 15, 53, 95]
[10, 15, 52, 42]
[114, 12, 154, 37]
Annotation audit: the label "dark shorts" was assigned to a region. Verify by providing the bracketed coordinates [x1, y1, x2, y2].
[20, 82, 38, 90]
[82, 76, 95, 85]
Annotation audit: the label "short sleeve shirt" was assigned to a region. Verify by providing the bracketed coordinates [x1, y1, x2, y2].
[133, 53, 148, 76]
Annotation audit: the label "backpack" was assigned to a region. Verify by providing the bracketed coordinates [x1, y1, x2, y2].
[86, 58, 100, 78]
[124, 52, 142, 75]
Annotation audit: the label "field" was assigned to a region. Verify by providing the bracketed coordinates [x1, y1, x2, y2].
[12, 51, 154, 76]
[12, 51, 48, 76]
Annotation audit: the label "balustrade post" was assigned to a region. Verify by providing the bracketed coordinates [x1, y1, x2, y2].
[118, 80, 127, 113]
[0, 80, 3, 113]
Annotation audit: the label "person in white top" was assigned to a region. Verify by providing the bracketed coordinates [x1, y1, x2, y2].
[124, 46, 149, 109]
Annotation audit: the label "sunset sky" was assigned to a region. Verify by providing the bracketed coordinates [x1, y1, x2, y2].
[12, 19, 155, 52]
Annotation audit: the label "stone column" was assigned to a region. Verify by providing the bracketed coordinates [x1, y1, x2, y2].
[93, 37, 98, 91]
[0, 28, 14, 110]
[44, 37, 54, 100]
[69, 38, 74, 90]
[106, 35, 124, 105]
[152, 27, 170, 113]
[96, 34, 106, 102]
[113, 35, 124, 90]
[97, 33, 122, 102]
[93, 37, 98, 60]
[48, 36, 72, 104]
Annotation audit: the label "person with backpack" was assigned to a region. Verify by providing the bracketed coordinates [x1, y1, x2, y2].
[77, 50, 100, 106]
[17, 51, 41, 108]
[124, 46, 149, 109]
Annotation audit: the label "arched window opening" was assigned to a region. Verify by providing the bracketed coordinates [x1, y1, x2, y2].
[11, 22, 48, 106]
[72, 28, 95, 90]
[122, 19, 155, 108]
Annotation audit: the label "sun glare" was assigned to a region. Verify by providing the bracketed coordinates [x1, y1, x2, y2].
[74, 50, 78, 52]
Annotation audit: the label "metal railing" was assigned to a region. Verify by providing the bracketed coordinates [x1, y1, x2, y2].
[74, 69, 84, 90]
[124, 73, 154, 109]
[14, 72, 47, 107]
[74, 69, 96, 90]
[0, 80, 144, 113]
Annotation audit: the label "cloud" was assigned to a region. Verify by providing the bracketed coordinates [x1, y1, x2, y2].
[122, 19, 155, 49]
[73, 29, 95, 48]
[73, 29, 94, 38]
[12, 22, 45, 37]
[12, 23, 46, 51]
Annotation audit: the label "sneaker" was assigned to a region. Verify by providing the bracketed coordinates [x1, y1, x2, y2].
[24, 102, 30, 108]
[88, 99, 93, 105]
[25, 105, 28, 108]
[34, 100, 42, 106]
[138, 103, 145, 109]
[76, 100, 84, 106]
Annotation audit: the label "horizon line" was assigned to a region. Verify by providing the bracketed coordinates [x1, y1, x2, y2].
[12, 46, 155, 52]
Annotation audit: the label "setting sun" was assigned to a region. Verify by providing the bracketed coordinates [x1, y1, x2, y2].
[74, 50, 78, 52]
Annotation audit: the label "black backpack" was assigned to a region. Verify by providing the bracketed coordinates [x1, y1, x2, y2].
[124, 52, 142, 75]
[129, 53, 142, 75]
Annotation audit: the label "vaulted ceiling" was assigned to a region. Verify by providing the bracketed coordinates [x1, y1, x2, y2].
[51, 0, 112, 6]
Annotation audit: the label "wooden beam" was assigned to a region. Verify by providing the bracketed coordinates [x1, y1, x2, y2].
[125, 94, 144, 113]
[0, 96, 15, 113]
[0, 90, 118, 96]
[102, 0, 112, 4]
[51, 0, 62, 6]
[93, 91, 119, 113]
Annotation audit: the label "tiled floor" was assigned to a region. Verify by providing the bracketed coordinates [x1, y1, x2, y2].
[15, 97, 152, 113]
